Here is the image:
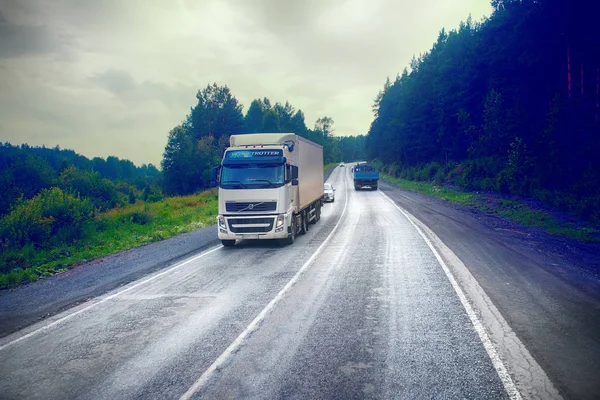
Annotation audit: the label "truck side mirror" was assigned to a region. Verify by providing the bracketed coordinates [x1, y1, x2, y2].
[210, 166, 220, 187]
[291, 179, 299, 186]
[291, 165, 298, 180]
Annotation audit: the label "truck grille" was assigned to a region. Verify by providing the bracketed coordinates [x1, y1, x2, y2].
[225, 201, 277, 212]
[227, 217, 275, 233]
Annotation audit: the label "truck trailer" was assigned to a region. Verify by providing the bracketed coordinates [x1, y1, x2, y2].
[212, 133, 324, 246]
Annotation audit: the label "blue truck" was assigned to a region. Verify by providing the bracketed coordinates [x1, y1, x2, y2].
[352, 163, 379, 190]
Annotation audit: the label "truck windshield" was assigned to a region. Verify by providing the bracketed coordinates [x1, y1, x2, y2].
[221, 164, 285, 189]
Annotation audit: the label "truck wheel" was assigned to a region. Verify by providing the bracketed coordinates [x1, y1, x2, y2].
[314, 203, 321, 222]
[221, 240, 235, 247]
[284, 219, 296, 245]
[300, 212, 309, 234]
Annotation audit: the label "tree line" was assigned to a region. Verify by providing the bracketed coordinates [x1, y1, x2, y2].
[367, 0, 600, 222]
[0, 143, 161, 216]
[161, 83, 367, 195]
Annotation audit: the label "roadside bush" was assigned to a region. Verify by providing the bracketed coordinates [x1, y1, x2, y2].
[370, 158, 384, 171]
[143, 185, 164, 203]
[59, 166, 120, 211]
[421, 162, 441, 181]
[387, 163, 401, 177]
[433, 168, 446, 185]
[0, 187, 94, 249]
[119, 211, 152, 225]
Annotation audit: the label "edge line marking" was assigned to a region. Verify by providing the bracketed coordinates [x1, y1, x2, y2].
[0, 245, 223, 351]
[378, 189, 522, 400]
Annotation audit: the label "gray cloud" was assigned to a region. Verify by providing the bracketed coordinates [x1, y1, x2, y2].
[0, 21, 57, 58]
[0, 1, 79, 59]
[90, 69, 137, 94]
[0, 0, 492, 165]
[90, 68, 196, 111]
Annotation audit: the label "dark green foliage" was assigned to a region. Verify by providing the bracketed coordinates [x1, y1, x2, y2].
[367, 0, 600, 221]
[142, 185, 164, 203]
[163, 83, 369, 194]
[162, 83, 244, 195]
[0, 188, 94, 262]
[186, 83, 246, 142]
[262, 109, 281, 133]
[58, 166, 120, 211]
[0, 154, 57, 215]
[0, 142, 161, 216]
[162, 126, 221, 195]
[120, 211, 152, 225]
[245, 99, 266, 133]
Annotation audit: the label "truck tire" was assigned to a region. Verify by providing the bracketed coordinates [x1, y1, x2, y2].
[284, 219, 296, 245]
[221, 239, 235, 247]
[373, 185, 378, 191]
[300, 211, 309, 234]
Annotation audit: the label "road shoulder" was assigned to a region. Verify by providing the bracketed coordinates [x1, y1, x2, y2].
[0, 225, 219, 337]
[379, 180, 600, 400]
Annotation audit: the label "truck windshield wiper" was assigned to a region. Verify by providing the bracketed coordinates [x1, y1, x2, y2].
[222, 180, 247, 188]
[250, 179, 277, 187]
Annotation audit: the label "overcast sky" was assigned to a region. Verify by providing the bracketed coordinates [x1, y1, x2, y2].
[0, 0, 492, 166]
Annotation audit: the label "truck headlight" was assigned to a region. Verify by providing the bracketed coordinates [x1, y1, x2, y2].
[275, 215, 284, 228]
[218, 216, 226, 229]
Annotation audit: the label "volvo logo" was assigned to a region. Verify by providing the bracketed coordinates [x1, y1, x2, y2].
[248, 204, 254, 210]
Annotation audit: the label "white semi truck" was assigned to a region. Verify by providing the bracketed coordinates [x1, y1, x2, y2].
[211, 133, 324, 246]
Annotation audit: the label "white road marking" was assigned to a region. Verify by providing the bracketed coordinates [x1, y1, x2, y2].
[180, 171, 349, 400]
[378, 190, 523, 400]
[0, 245, 223, 351]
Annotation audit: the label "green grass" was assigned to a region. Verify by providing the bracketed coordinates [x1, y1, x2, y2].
[380, 173, 600, 243]
[324, 163, 338, 172]
[493, 199, 600, 242]
[380, 173, 475, 205]
[0, 189, 219, 289]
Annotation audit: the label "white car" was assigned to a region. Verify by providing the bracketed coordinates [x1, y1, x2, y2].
[324, 183, 335, 202]
[339, 162, 345, 167]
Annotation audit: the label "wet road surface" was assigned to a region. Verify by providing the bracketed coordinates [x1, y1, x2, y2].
[0, 166, 570, 399]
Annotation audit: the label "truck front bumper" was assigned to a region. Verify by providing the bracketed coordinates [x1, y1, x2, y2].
[217, 212, 292, 240]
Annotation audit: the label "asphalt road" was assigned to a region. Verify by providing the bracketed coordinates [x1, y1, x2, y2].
[0, 165, 596, 399]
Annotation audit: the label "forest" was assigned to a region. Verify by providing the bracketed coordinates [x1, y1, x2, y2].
[368, 0, 600, 223]
[0, 143, 162, 216]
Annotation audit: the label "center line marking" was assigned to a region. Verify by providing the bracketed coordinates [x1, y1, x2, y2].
[180, 171, 349, 400]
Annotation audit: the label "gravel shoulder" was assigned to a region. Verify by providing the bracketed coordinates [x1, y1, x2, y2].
[0, 225, 219, 337]
[0, 169, 338, 338]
